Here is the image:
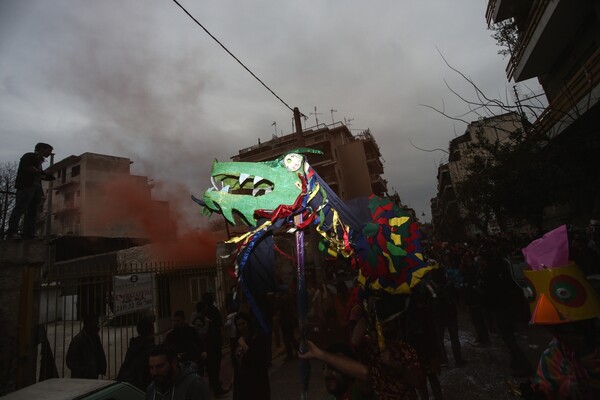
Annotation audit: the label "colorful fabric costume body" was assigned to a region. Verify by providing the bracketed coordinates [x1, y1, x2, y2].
[533, 338, 600, 399]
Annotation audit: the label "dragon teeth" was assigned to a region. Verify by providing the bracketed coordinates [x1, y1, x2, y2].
[211, 176, 218, 190]
[253, 175, 263, 185]
[239, 173, 250, 185]
[221, 185, 230, 193]
[252, 188, 260, 197]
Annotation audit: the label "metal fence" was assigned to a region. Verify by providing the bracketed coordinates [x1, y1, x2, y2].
[35, 260, 225, 381]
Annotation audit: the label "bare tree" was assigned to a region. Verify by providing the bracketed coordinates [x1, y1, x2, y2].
[420, 54, 584, 239]
[490, 19, 519, 59]
[0, 162, 18, 236]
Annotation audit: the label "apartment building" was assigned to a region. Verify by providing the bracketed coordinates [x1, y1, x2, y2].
[431, 112, 526, 241]
[486, 0, 600, 226]
[232, 122, 387, 201]
[44, 152, 170, 238]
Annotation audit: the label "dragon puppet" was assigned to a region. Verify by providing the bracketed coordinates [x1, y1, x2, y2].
[193, 149, 431, 397]
[193, 148, 430, 327]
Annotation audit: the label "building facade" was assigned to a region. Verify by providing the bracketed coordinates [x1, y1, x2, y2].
[44, 152, 170, 238]
[486, 0, 600, 227]
[431, 112, 526, 241]
[232, 122, 387, 201]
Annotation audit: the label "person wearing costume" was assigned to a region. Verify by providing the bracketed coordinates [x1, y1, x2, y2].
[307, 293, 424, 400]
[520, 226, 600, 399]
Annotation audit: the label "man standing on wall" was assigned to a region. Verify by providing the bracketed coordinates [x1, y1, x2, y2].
[5, 142, 55, 239]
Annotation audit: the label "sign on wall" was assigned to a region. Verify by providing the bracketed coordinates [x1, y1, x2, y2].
[113, 273, 154, 316]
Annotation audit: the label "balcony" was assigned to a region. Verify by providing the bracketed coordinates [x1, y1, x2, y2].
[532, 47, 600, 138]
[52, 179, 79, 192]
[503, 0, 590, 82]
[370, 174, 388, 195]
[486, 0, 532, 26]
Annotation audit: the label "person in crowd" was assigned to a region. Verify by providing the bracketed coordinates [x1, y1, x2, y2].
[225, 303, 239, 370]
[404, 279, 444, 400]
[342, 293, 424, 399]
[5, 142, 55, 240]
[146, 343, 210, 400]
[117, 317, 155, 390]
[201, 292, 229, 397]
[570, 221, 600, 278]
[302, 342, 374, 400]
[460, 250, 491, 345]
[430, 260, 467, 368]
[164, 310, 202, 364]
[524, 319, 600, 399]
[254, 292, 275, 364]
[277, 290, 299, 361]
[309, 278, 345, 348]
[191, 300, 209, 337]
[190, 300, 209, 376]
[479, 245, 534, 377]
[66, 313, 107, 379]
[233, 312, 271, 400]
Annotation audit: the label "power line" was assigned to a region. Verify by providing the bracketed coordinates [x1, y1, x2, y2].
[172, 0, 294, 112]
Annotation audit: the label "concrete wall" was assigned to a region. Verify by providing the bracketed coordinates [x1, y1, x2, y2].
[0, 240, 46, 395]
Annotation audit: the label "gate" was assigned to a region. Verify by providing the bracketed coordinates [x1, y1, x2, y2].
[35, 258, 224, 381]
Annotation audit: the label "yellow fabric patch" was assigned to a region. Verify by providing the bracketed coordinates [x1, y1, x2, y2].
[389, 216, 410, 227]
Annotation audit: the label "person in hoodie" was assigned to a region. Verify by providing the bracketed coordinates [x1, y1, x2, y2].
[66, 313, 107, 379]
[146, 343, 210, 400]
[117, 317, 155, 390]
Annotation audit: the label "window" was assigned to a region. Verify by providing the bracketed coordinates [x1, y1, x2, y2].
[64, 192, 74, 208]
[71, 165, 80, 177]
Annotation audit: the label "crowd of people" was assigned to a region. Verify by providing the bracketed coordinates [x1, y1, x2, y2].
[62, 227, 600, 399]
[65, 289, 277, 400]
[9, 144, 599, 399]
[297, 230, 600, 399]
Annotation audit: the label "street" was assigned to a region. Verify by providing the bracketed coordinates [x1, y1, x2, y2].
[217, 307, 552, 400]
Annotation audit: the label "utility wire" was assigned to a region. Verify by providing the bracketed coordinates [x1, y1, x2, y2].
[172, 0, 294, 112]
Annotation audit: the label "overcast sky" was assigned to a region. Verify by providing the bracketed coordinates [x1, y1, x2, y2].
[0, 0, 543, 228]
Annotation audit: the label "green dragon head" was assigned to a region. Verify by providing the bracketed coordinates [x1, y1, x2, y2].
[196, 151, 320, 226]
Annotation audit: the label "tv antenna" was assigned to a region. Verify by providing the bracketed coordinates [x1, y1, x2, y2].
[271, 121, 277, 136]
[330, 109, 338, 124]
[310, 106, 322, 126]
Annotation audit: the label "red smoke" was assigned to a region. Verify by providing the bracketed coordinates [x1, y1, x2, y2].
[95, 177, 218, 264]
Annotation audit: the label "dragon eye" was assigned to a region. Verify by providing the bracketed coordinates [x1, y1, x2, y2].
[283, 153, 302, 172]
[549, 275, 586, 307]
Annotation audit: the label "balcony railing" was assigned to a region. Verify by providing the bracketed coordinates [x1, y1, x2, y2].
[485, 0, 499, 25]
[532, 46, 600, 137]
[506, 0, 551, 81]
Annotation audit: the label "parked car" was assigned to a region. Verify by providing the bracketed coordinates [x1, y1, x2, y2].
[1, 379, 145, 400]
